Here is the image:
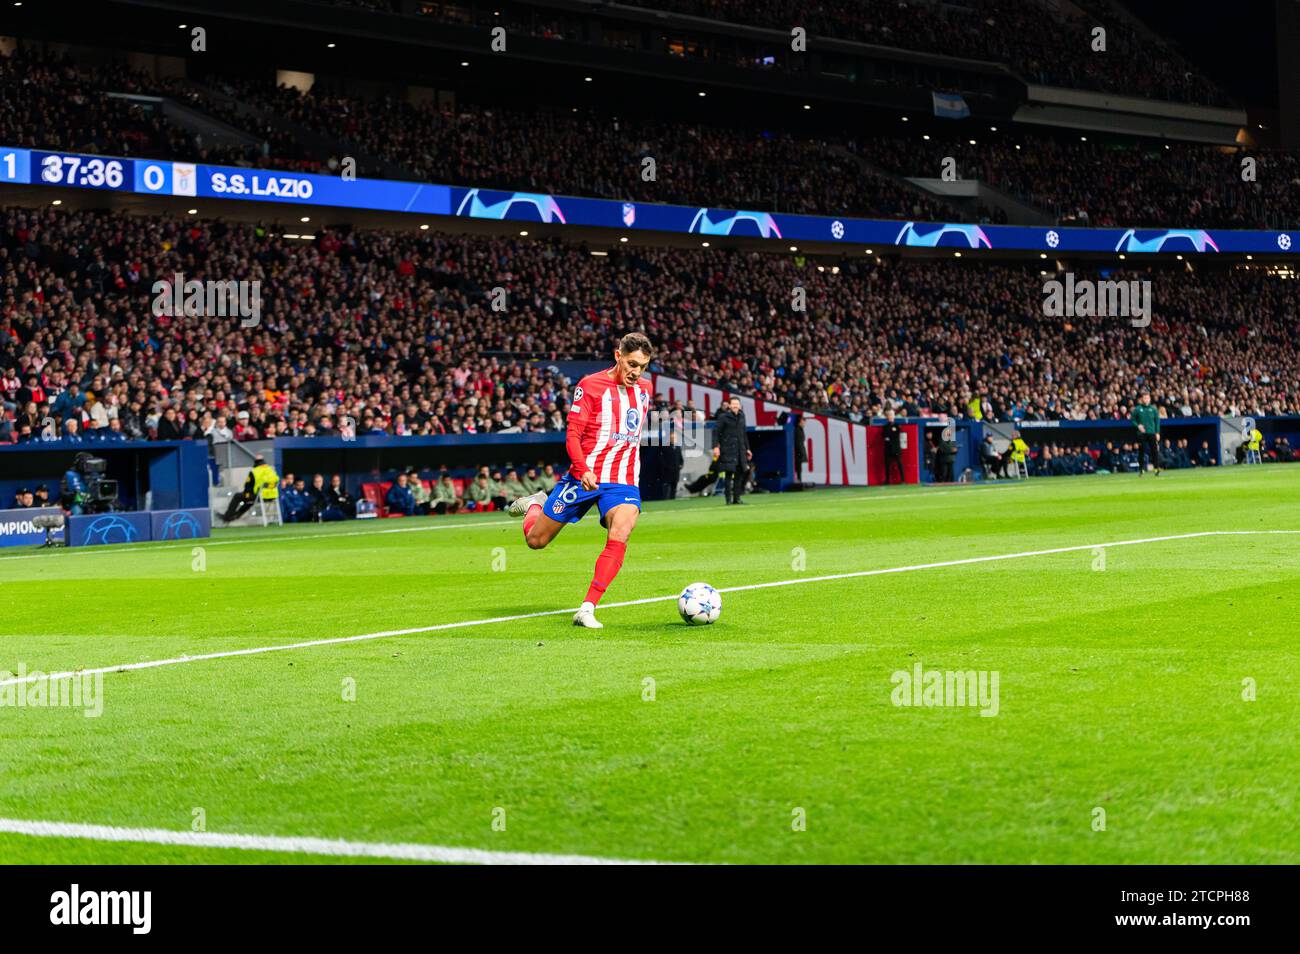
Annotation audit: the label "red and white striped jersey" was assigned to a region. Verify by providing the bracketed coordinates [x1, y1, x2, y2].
[566, 369, 654, 485]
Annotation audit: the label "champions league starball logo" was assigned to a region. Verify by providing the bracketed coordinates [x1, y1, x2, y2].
[79, 515, 139, 546]
[894, 222, 992, 249]
[1113, 229, 1219, 254]
[157, 511, 203, 540]
[687, 209, 782, 238]
[455, 189, 567, 224]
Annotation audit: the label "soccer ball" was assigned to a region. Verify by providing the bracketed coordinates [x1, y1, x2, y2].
[677, 582, 722, 625]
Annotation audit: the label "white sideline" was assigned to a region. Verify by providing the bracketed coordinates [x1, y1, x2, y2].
[0, 485, 1026, 563]
[0, 818, 675, 865]
[0, 518, 517, 562]
[1, 529, 1296, 691]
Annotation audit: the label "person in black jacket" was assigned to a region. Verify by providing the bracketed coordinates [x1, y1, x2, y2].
[661, 429, 685, 499]
[713, 397, 752, 505]
[792, 413, 807, 485]
[325, 474, 356, 519]
[933, 422, 957, 482]
[305, 473, 331, 521]
[155, 405, 184, 441]
[882, 408, 905, 485]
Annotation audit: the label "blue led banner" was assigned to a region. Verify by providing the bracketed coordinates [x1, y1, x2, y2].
[447, 187, 1299, 255]
[0, 507, 61, 548]
[65, 512, 153, 547]
[2, 145, 1295, 255]
[150, 508, 212, 541]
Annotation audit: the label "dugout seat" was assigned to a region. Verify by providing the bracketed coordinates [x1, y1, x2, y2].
[361, 481, 391, 517]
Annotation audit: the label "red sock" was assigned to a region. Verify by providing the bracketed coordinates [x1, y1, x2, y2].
[522, 503, 542, 537]
[585, 539, 627, 605]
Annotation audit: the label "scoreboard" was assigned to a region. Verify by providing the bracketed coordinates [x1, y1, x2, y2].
[1, 145, 1296, 256]
[0, 147, 452, 215]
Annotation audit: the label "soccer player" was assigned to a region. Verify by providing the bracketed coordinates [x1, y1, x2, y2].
[508, 333, 655, 629]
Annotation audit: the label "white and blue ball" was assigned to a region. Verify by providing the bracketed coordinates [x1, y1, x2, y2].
[677, 582, 722, 625]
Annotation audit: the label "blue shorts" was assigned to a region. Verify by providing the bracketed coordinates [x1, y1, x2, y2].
[542, 475, 641, 526]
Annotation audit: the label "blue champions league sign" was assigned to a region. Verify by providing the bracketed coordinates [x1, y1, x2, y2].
[151, 508, 212, 541]
[0, 508, 62, 548]
[66, 512, 153, 547]
[60, 509, 212, 547]
[2, 145, 1296, 256]
[450, 189, 1298, 255]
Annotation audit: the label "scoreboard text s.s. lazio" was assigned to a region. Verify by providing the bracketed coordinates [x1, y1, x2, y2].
[0, 146, 451, 215]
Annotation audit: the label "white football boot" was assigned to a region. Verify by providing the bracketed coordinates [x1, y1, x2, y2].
[508, 490, 548, 519]
[572, 601, 604, 629]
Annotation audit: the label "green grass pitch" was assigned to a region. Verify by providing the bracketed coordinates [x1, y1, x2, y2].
[1, 465, 1296, 864]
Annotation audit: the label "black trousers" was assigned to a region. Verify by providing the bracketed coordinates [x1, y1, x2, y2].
[1138, 433, 1161, 471]
[662, 467, 681, 499]
[686, 467, 720, 495]
[222, 493, 254, 522]
[721, 463, 748, 502]
[884, 451, 905, 485]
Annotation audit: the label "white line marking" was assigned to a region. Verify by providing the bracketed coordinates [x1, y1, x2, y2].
[0, 518, 516, 561]
[0, 495, 804, 563]
[0, 818, 676, 865]
[3, 529, 1296, 690]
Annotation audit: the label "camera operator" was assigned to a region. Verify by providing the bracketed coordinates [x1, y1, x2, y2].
[61, 452, 117, 513]
[61, 456, 89, 514]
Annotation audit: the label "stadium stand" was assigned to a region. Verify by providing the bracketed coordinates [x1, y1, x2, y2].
[853, 133, 1300, 230]
[2, 205, 1297, 453]
[374, 0, 1233, 104]
[4, 43, 1294, 230]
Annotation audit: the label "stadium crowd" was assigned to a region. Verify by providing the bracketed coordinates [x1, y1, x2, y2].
[856, 134, 1300, 230]
[5, 46, 1298, 229]
[193, 79, 953, 220]
[0, 50, 202, 163]
[173, 70, 1291, 228]
[0, 49, 319, 172]
[345, 0, 1229, 105]
[1, 206, 1297, 453]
